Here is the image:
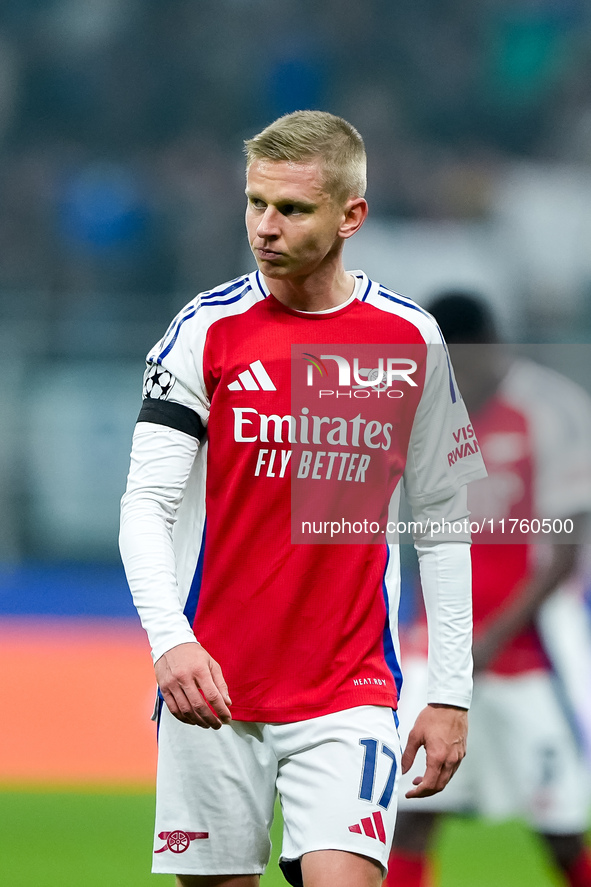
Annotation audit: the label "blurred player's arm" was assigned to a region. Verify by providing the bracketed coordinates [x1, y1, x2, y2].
[119, 420, 231, 729]
[472, 528, 582, 672]
[402, 486, 473, 798]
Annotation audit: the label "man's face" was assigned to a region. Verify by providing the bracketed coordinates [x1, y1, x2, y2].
[245, 158, 349, 281]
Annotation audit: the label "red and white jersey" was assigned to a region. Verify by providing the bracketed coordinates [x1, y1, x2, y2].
[468, 358, 591, 675]
[122, 270, 485, 722]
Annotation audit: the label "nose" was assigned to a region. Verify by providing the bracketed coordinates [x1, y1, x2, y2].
[256, 206, 280, 239]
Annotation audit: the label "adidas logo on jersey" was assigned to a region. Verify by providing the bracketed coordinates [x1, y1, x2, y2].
[228, 360, 276, 392]
[348, 810, 387, 844]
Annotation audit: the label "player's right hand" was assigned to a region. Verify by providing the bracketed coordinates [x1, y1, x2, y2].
[154, 642, 232, 728]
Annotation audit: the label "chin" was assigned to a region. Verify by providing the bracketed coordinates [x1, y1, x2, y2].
[256, 262, 287, 278]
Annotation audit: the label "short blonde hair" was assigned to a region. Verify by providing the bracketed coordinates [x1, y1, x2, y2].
[244, 110, 367, 202]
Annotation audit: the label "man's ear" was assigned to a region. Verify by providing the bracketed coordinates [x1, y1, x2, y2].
[339, 197, 368, 240]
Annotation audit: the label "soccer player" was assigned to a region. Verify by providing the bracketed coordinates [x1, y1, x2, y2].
[119, 112, 486, 887]
[388, 293, 591, 887]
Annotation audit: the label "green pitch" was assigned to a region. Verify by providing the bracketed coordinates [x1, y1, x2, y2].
[0, 789, 568, 886]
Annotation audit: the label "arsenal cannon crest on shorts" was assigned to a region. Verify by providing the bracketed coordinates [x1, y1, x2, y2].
[154, 829, 209, 854]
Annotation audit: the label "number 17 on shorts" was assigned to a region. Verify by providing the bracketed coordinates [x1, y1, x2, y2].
[277, 706, 401, 874]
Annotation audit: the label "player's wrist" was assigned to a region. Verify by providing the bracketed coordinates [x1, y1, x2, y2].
[428, 702, 468, 711]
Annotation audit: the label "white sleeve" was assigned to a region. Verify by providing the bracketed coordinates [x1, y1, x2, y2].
[404, 340, 487, 507]
[413, 486, 473, 708]
[119, 422, 200, 663]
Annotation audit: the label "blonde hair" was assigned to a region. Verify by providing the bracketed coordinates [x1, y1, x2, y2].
[244, 110, 367, 202]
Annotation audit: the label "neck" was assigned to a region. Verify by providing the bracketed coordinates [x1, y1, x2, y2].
[264, 262, 355, 312]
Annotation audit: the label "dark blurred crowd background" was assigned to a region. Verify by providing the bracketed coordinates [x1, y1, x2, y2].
[4, 0, 591, 304]
[2, 0, 591, 564]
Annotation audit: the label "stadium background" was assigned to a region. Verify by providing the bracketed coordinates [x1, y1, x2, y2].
[0, 1, 590, 884]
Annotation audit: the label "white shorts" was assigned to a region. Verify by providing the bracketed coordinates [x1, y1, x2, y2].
[397, 657, 591, 833]
[153, 704, 401, 879]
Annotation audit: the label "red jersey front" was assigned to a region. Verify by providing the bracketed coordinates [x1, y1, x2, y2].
[138, 271, 486, 721]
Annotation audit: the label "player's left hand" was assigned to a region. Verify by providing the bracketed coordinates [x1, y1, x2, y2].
[402, 703, 467, 798]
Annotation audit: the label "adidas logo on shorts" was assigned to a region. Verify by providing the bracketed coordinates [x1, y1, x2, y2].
[348, 810, 386, 844]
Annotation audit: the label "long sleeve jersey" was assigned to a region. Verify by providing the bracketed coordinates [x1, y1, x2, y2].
[120, 271, 487, 721]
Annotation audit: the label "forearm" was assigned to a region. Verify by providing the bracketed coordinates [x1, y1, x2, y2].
[415, 539, 473, 709]
[403, 532, 472, 797]
[119, 422, 201, 662]
[410, 485, 473, 709]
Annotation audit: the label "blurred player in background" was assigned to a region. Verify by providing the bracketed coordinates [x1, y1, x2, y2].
[387, 292, 591, 887]
[119, 112, 486, 887]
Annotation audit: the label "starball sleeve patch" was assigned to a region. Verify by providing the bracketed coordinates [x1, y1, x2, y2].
[143, 363, 177, 401]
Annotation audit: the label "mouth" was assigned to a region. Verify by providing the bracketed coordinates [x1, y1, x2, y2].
[256, 247, 283, 261]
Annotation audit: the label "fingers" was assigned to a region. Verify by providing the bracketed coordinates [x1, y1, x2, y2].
[404, 744, 464, 799]
[401, 731, 420, 775]
[402, 705, 467, 798]
[155, 643, 232, 729]
[210, 658, 232, 707]
[404, 758, 458, 799]
[196, 664, 233, 726]
[160, 682, 217, 728]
